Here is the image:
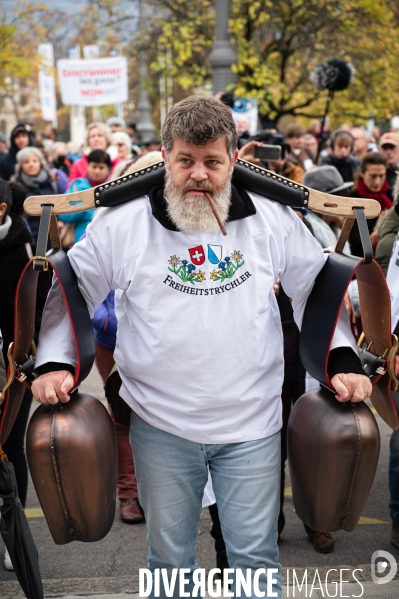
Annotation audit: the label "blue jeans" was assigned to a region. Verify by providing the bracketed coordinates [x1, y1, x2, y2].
[389, 429, 399, 521]
[130, 411, 282, 599]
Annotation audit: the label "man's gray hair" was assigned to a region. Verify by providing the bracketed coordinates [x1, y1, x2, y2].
[161, 96, 238, 159]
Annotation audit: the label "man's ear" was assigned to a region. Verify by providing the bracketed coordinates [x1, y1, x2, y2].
[230, 149, 239, 173]
[161, 147, 167, 168]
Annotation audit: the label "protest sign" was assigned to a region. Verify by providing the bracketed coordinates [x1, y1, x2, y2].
[57, 57, 128, 106]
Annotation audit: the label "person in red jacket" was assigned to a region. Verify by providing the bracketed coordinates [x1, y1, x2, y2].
[349, 152, 393, 257]
[67, 122, 122, 184]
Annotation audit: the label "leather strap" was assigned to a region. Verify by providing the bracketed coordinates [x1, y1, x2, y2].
[94, 159, 309, 210]
[335, 209, 373, 263]
[1, 249, 95, 445]
[354, 207, 373, 264]
[300, 252, 399, 429]
[335, 217, 355, 253]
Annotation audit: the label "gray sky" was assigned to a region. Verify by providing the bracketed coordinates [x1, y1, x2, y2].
[2, 0, 84, 14]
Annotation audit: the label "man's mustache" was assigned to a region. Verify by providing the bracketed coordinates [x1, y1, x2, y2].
[182, 180, 214, 193]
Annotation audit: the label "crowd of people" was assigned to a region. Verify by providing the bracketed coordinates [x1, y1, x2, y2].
[0, 96, 398, 593]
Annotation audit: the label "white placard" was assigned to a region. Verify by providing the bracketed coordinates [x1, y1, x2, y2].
[39, 43, 54, 68]
[83, 45, 99, 59]
[39, 71, 57, 121]
[57, 57, 128, 107]
[38, 43, 57, 123]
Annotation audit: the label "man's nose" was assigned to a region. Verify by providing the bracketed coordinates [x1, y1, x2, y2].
[190, 163, 208, 181]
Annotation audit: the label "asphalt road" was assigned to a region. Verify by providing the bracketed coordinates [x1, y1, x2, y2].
[0, 366, 398, 595]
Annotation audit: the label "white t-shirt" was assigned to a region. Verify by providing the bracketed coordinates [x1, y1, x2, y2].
[386, 230, 399, 331]
[36, 191, 356, 444]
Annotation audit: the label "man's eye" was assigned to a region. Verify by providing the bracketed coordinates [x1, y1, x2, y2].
[208, 160, 218, 165]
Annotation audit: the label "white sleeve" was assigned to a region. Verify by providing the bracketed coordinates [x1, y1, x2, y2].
[35, 278, 77, 368]
[280, 212, 358, 353]
[35, 226, 113, 369]
[387, 231, 399, 332]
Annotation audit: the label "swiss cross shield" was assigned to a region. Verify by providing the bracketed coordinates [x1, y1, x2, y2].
[189, 245, 205, 265]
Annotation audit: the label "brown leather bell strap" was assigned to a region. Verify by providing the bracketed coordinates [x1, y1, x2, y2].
[1, 248, 95, 445]
[300, 252, 399, 429]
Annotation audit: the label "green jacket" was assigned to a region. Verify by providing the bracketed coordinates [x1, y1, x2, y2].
[376, 204, 399, 274]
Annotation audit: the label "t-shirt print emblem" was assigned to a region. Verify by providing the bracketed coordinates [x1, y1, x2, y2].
[189, 245, 205, 265]
[168, 255, 206, 285]
[166, 247, 246, 287]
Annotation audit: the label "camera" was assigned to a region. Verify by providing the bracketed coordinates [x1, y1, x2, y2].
[253, 144, 281, 161]
[238, 128, 287, 162]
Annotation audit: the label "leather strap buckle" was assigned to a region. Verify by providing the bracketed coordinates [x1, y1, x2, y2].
[357, 332, 399, 391]
[32, 256, 49, 272]
[2, 341, 37, 397]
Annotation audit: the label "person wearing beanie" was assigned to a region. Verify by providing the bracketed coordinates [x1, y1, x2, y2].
[0, 124, 34, 181]
[379, 132, 399, 191]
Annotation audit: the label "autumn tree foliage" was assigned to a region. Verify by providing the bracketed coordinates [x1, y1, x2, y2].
[2, 0, 399, 129]
[230, 0, 399, 123]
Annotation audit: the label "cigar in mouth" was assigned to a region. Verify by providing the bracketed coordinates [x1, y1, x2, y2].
[203, 191, 227, 236]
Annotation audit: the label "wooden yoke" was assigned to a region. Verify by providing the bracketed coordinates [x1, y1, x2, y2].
[23, 160, 381, 221]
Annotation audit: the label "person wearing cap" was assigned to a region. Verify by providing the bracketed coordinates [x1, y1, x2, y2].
[106, 116, 126, 133]
[302, 166, 353, 253]
[0, 124, 34, 181]
[379, 132, 399, 191]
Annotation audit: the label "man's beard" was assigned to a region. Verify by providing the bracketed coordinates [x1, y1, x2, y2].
[164, 171, 232, 234]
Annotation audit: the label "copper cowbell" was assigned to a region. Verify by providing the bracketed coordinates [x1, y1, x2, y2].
[287, 386, 380, 532]
[26, 392, 117, 544]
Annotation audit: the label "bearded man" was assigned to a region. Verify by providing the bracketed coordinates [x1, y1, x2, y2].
[32, 96, 370, 599]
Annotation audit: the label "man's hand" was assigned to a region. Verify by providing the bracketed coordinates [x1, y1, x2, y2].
[32, 370, 74, 405]
[331, 373, 372, 403]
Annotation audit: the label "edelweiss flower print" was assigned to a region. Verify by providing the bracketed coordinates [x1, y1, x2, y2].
[164, 244, 252, 295]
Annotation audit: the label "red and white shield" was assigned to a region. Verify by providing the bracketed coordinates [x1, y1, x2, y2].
[189, 245, 205, 265]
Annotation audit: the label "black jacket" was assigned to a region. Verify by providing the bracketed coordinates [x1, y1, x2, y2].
[321, 154, 360, 184]
[0, 125, 34, 181]
[16, 174, 60, 244]
[348, 187, 394, 258]
[0, 215, 33, 364]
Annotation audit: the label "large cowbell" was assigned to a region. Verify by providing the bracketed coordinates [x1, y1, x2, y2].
[288, 246, 398, 532]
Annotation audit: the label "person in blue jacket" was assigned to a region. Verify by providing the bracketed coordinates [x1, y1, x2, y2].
[92, 290, 144, 524]
[58, 150, 111, 247]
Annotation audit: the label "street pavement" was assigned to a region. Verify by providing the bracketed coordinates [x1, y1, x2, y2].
[0, 366, 398, 598]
